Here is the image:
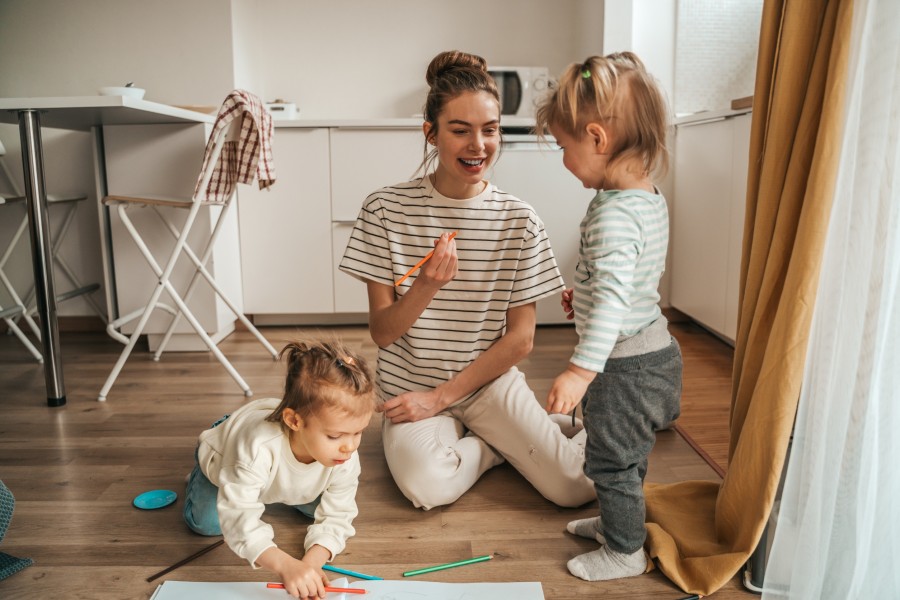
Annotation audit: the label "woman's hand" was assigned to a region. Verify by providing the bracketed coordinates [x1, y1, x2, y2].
[366, 233, 458, 349]
[546, 364, 596, 415]
[415, 232, 458, 291]
[379, 388, 445, 423]
[561, 288, 575, 320]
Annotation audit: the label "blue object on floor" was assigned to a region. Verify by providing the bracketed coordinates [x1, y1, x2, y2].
[0, 479, 33, 580]
[133, 489, 178, 510]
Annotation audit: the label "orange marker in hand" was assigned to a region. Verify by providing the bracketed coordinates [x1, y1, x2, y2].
[395, 231, 458, 287]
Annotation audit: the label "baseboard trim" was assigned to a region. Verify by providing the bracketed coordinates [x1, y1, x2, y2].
[662, 306, 690, 323]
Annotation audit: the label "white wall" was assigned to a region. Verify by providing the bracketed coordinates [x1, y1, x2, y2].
[229, 0, 584, 119]
[675, 0, 763, 114]
[0, 0, 235, 104]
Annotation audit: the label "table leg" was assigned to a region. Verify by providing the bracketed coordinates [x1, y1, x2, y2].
[18, 109, 66, 407]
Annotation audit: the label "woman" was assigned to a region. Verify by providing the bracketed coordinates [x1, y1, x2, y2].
[339, 50, 594, 510]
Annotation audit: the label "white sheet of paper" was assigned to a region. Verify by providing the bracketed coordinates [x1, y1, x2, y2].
[150, 578, 545, 600]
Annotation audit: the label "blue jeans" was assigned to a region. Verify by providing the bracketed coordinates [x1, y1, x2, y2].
[182, 415, 321, 536]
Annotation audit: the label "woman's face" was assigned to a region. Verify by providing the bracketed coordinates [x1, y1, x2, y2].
[426, 90, 500, 199]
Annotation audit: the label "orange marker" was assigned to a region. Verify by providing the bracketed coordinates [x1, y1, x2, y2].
[394, 231, 458, 287]
[266, 583, 366, 594]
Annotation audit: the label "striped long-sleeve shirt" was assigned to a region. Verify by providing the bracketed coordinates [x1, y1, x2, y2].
[571, 188, 669, 373]
[339, 176, 564, 399]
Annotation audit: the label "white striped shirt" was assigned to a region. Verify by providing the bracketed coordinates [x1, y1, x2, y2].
[339, 176, 565, 398]
[572, 188, 669, 372]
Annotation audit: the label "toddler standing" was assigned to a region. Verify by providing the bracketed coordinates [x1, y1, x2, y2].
[535, 52, 683, 582]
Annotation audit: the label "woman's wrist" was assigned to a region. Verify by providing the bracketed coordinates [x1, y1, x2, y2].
[433, 381, 458, 410]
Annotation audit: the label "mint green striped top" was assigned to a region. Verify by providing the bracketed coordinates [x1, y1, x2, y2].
[572, 188, 669, 372]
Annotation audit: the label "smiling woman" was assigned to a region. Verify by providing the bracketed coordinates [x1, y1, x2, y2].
[339, 50, 595, 514]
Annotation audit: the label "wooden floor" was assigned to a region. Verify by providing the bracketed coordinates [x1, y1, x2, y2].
[0, 321, 752, 599]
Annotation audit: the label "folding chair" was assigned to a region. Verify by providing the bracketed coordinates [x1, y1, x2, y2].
[0, 139, 103, 362]
[98, 90, 278, 402]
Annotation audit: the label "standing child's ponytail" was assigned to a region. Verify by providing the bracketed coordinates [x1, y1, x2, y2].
[535, 52, 670, 178]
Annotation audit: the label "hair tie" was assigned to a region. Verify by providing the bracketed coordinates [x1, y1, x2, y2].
[582, 69, 591, 79]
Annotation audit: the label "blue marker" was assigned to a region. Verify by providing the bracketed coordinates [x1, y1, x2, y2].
[322, 564, 382, 580]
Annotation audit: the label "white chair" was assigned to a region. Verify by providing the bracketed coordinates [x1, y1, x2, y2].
[98, 90, 278, 401]
[0, 139, 103, 362]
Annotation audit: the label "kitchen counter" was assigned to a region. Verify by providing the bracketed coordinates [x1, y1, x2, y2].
[675, 106, 751, 126]
[270, 116, 537, 129]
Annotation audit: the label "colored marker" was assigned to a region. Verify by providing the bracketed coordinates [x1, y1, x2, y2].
[402, 554, 493, 577]
[266, 583, 366, 594]
[321, 564, 382, 580]
[394, 231, 458, 286]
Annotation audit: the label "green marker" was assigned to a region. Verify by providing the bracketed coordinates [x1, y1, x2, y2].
[402, 554, 493, 577]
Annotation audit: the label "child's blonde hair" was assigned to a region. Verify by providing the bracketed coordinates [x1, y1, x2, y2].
[266, 340, 377, 425]
[535, 52, 670, 177]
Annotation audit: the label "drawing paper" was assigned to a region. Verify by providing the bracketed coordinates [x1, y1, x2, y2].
[150, 578, 545, 600]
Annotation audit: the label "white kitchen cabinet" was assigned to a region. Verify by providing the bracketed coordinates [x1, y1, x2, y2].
[670, 110, 751, 343]
[238, 126, 422, 320]
[329, 128, 423, 313]
[490, 141, 588, 325]
[331, 222, 368, 313]
[237, 127, 334, 314]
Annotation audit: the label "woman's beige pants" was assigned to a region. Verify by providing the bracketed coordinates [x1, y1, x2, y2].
[382, 367, 595, 510]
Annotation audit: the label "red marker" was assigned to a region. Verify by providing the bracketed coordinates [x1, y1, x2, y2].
[266, 583, 367, 594]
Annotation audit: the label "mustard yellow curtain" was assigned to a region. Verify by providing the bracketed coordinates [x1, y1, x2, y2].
[644, 0, 852, 594]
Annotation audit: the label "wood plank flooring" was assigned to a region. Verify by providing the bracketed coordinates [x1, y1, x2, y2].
[0, 322, 750, 599]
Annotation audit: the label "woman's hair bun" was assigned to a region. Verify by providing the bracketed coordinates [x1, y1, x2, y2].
[426, 50, 488, 87]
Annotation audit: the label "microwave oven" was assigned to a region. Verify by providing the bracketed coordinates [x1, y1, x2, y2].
[487, 66, 552, 118]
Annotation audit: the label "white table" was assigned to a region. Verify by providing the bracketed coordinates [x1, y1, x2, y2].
[0, 96, 214, 406]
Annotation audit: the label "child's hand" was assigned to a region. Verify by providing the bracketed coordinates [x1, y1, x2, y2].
[277, 558, 327, 599]
[257, 547, 328, 599]
[546, 364, 595, 414]
[561, 288, 575, 320]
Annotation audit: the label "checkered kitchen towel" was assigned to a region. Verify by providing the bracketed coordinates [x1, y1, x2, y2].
[193, 89, 276, 203]
[0, 480, 33, 581]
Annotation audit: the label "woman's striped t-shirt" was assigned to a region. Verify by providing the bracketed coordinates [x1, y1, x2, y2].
[571, 188, 669, 373]
[339, 176, 565, 398]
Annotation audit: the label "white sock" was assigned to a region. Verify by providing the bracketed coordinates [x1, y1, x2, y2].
[566, 516, 606, 544]
[567, 544, 647, 582]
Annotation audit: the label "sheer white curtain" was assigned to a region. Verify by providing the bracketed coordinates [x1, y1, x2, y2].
[761, 0, 900, 597]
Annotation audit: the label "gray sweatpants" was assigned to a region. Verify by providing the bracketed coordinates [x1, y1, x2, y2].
[582, 337, 683, 554]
